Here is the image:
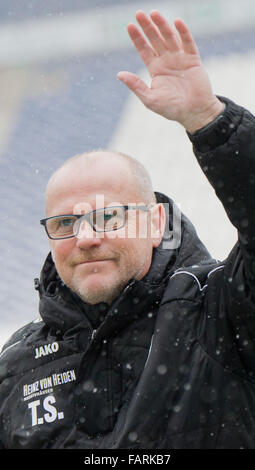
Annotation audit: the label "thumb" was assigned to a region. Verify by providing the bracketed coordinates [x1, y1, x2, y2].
[117, 71, 150, 103]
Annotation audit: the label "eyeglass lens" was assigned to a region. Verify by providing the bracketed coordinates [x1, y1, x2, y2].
[46, 207, 125, 238]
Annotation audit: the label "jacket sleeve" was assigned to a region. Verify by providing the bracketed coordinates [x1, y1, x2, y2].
[188, 97, 255, 376]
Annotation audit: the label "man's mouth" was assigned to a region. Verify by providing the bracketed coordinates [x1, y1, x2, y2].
[77, 259, 112, 265]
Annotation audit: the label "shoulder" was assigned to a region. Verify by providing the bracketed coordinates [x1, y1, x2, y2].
[1, 318, 44, 352]
[0, 318, 46, 380]
[162, 260, 225, 303]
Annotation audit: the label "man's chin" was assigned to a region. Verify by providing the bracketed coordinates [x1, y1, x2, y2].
[69, 279, 123, 306]
[75, 290, 120, 306]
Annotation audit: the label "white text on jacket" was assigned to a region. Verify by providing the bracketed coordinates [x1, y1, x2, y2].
[35, 342, 59, 359]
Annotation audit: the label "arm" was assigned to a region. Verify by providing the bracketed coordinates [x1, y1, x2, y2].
[118, 10, 255, 373]
[189, 97, 255, 375]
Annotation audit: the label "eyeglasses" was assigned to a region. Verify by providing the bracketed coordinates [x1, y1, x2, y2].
[40, 205, 149, 240]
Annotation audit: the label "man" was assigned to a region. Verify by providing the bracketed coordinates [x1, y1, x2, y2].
[1, 10, 255, 449]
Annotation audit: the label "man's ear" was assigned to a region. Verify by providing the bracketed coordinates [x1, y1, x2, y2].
[150, 203, 166, 248]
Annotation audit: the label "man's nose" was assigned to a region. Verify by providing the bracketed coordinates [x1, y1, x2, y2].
[75, 220, 103, 249]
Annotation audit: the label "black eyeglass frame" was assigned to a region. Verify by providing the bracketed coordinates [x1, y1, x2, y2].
[40, 205, 150, 240]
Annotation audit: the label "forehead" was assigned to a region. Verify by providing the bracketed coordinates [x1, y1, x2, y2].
[46, 155, 141, 216]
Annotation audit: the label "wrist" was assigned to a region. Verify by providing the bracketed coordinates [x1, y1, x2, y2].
[186, 96, 244, 152]
[183, 98, 225, 134]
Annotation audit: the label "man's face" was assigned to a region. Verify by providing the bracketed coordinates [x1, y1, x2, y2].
[46, 154, 164, 305]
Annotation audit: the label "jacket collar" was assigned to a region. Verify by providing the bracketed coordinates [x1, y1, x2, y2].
[37, 246, 170, 337]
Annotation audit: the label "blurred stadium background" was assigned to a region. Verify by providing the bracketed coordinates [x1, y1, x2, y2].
[1, 0, 255, 349]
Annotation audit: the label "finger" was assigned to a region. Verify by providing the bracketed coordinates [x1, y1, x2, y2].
[127, 23, 156, 69]
[174, 18, 199, 55]
[149, 10, 181, 52]
[117, 71, 150, 103]
[135, 10, 167, 55]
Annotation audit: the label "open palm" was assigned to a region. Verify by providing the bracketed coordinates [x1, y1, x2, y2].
[118, 10, 223, 133]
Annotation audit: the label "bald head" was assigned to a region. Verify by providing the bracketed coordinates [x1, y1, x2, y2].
[45, 150, 156, 215]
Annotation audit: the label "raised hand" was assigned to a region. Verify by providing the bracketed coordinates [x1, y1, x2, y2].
[117, 10, 224, 133]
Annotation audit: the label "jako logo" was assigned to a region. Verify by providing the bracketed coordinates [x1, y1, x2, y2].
[35, 342, 59, 359]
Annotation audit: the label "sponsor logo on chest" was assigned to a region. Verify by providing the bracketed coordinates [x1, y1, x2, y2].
[35, 342, 59, 359]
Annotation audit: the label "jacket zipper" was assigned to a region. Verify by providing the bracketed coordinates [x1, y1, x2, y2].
[91, 329, 97, 340]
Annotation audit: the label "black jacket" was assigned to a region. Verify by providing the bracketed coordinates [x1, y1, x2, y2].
[1, 97, 255, 449]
